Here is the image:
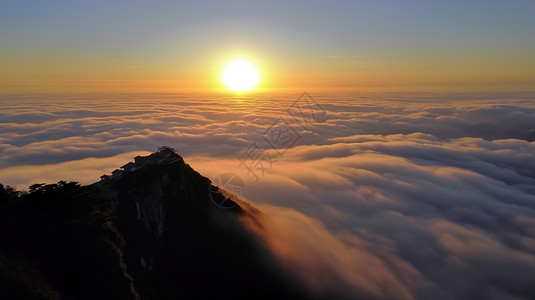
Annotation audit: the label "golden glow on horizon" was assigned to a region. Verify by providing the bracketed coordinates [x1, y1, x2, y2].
[1, 50, 534, 93]
[222, 60, 259, 91]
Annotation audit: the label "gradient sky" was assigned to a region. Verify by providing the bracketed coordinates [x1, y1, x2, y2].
[1, 0, 534, 92]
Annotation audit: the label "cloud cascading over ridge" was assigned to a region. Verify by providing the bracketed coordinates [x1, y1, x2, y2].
[1, 92, 535, 299]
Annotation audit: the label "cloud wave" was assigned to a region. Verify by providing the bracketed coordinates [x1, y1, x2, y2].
[1, 92, 535, 299]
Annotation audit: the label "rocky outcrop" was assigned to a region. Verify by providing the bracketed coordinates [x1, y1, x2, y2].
[99, 148, 308, 299]
[0, 148, 310, 299]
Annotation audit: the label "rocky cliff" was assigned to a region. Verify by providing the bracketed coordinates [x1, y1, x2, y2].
[0, 148, 309, 299]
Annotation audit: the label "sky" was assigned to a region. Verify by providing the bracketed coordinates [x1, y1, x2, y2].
[1, 0, 535, 92]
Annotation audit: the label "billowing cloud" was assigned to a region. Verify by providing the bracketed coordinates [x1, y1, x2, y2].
[191, 133, 535, 300]
[1, 92, 535, 299]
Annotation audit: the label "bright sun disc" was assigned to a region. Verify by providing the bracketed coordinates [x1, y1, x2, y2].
[222, 60, 259, 91]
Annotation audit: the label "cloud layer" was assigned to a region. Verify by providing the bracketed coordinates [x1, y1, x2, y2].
[1, 92, 535, 299]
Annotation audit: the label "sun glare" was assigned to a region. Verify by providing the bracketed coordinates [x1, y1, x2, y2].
[222, 60, 259, 91]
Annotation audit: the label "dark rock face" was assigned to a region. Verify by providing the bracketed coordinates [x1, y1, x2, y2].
[0, 181, 138, 300]
[0, 149, 309, 299]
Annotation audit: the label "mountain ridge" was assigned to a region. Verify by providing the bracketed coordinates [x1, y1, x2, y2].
[0, 147, 311, 299]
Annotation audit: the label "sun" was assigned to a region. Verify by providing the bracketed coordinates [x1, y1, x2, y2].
[222, 60, 259, 91]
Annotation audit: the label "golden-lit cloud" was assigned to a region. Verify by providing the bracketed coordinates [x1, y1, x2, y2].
[1, 92, 535, 299]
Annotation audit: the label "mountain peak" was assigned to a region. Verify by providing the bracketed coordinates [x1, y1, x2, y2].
[0, 147, 309, 299]
[100, 147, 241, 241]
[96, 147, 307, 298]
[100, 146, 185, 181]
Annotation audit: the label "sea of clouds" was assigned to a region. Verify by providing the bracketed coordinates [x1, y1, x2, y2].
[1, 92, 535, 299]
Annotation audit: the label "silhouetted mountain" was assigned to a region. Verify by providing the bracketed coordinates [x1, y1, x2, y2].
[0, 147, 309, 299]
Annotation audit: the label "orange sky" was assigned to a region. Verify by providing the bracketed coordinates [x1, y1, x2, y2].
[1, 1, 534, 93]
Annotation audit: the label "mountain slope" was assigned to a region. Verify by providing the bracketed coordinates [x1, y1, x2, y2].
[0, 148, 309, 299]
